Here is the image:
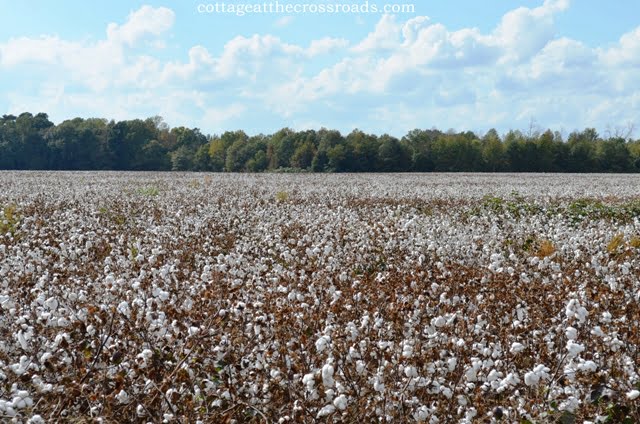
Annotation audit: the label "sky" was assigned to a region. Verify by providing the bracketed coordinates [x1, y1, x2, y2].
[0, 0, 639, 137]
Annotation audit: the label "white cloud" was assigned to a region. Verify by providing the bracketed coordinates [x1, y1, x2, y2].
[307, 37, 349, 56]
[491, 0, 569, 63]
[599, 26, 640, 66]
[106, 5, 175, 46]
[2, 0, 640, 136]
[0, 5, 174, 92]
[352, 14, 403, 53]
[202, 104, 247, 129]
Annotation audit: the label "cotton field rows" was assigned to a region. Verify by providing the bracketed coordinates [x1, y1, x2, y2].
[0, 172, 639, 423]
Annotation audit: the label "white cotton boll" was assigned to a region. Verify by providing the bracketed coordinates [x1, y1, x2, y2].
[136, 404, 146, 417]
[566, 340, 585, 358]
[117, 301, 130, 317]
[565, 299, 577, 319]
[315, 335, 330, 353]
[317, 404, 335, 418]
[626, 390, 640, 400]
[414, 405, 430, 422]
[116, 389, 129, 404]
[447, 357, 457, 372]
[465, 367, 477, 382]
[322, 364, 335, 388]
[27, 415, 45, 424]
[510, 342, 525, 354]
[324, 388, 334, 401]
[158, 291, 170, 302]
[5, 406, 16, 417]
[498, 372, 520, 391]
[373, 378, 385, 393]
[402, 342, 414, 358]
[433, 316, 446, 328]
[578, 360, 597, 372]
[524, 371, 540, 386]
[348, 346, 360, 359]
[11, 399, 25, 410]
[302, 373, 315, 390]
[16, 331, 28, 350]
[356, 360, 365, 375]
[487, 369, 501, 382]
[405, 366, 418, 378]
[333, 394, 348, 410]
[576, 306, 588, 322]
[440, 386, 453, 399]
[44, 297, 59, 311]
[565, 327, 578, 340]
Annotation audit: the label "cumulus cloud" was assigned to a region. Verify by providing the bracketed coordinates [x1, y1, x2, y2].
[1, 1, 639, 135]
[492, 0, 569, 62]
[0, 5, 173, 92]
[599, 26, 640, 66]
[352, 14, 404, 53]
[106, 5, 175, 46]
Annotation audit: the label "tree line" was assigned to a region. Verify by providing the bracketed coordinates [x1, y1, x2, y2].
[2, 112, 640, 172]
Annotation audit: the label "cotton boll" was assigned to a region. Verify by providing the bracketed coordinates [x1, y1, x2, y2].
[302, 373, 315, 391]
[414, 405, 431, 422]
[577, 360, 597, 373]
[373, 376, 385, 392]
[486, 369, 501, 382]
[626, 390, 640, 400]
[433, 316, 446, 328]
[405, 366, 418, 378]
[116, 389, 129, 404]
[315, 335, 330, 353]
[44, 297, 59, 311]
[447, 357, 457, 372]
[317, 404, 335, 418]
[566, 340, 585, 358]
[402, 341, 414, 358]
[333, 394, 348, 410]
[510, 342, 525, 354]
[565, 327, 578, 340]
[136, 404, 146, 417]
[322, 364, 335, 388]
[524, 371, 540, 386]
[440, 386, 453, 399]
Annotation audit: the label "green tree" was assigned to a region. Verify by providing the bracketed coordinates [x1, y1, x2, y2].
[377, 134, 409, 172]
[291, 141, 315, 170]
[346, 129, 378, 171]
[481, 129, 507, 172]
[402, 129, 440, 172]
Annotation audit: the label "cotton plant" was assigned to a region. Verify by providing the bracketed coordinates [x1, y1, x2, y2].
[0, 172, 638, 421]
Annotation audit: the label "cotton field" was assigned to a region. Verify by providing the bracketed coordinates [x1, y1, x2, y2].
[0, 172, 639, 423]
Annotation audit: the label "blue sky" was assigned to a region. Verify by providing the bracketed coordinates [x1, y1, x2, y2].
[1, 0, 639, 137]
